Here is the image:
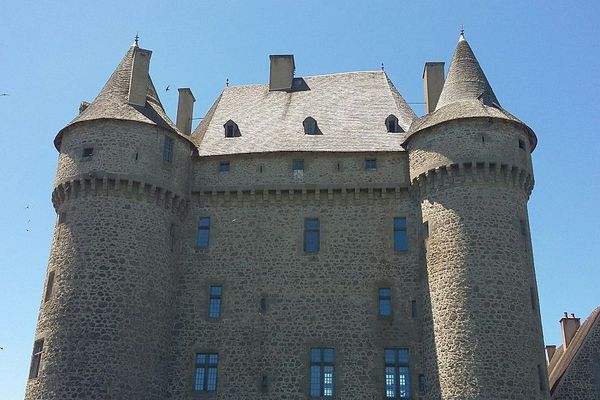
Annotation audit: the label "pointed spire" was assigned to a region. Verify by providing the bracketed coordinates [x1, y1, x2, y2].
[435, 34, 499, 110]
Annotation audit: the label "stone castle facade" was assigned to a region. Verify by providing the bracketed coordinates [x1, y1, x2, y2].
[25, 34, 552, 399]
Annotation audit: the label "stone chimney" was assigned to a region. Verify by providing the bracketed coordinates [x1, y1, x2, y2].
[176, 88, 195, 135]
[560, 312, 581, 349]
[423, 62, 445, 113]
[128, 47, 152, 106]
[545, 345, 557, 363]
[269, 55, 295, 91]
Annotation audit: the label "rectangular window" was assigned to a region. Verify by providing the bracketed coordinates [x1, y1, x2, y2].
[29, 339, 44, 379]
[385, 348, 410, 399]
[219, 161, 230, 173]
[310, 348, 335, 397]
[197, 217, 210, 248]
[365, 158, 377, 171]
[293, 159, 305, 171]
[163, 136, 174, 162]
[394, 217, 408, 251]
[520, 219, 527, 236]
[82, 147, 94, 158]
[411, 300, 418, 318]
[194, 353, 218, 392]
[209, 286, 222, 319]
[44, 271, 55, 302]
[304, 218, 320, 253]
[379, 288, 392, 316]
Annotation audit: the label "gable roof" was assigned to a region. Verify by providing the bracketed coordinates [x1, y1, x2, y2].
[548, 306, 600, 394]
[192, 71, 417, 156]
[54, 45, 193, 150]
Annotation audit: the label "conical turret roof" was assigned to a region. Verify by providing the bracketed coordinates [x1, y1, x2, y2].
[405, 34, 537, 150]
[54, 45, 190, 149]
[435, 34, 499, 109]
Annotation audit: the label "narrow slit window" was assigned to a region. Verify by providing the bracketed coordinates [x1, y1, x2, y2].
[304, 218, 320, 253]
[208, 286, 222, 319]
[29, 339, 44, 379]
[44, 271, 55, 302]
[530, 286, 537, 310]
[310, 348, 335, 397]
[394, 217, 408, 252]
[519, 139, 526, 150]
[194, 353, 218, 392]
[197, 217, 210, 248]
[385, 348, 410, 399]
[418, 374, 426, 393]
[411, 300, 418, 318]
[520, 219, 528, 236]
[379, 288, 392, 317]
[162, 136, 174, 162]
[537, 364, 545, 391]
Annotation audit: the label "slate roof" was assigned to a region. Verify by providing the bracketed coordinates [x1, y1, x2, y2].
[192, 71, 417, 156]
[54, 45, 193, 150]
[548, 306, 600, 394]
[405, 35, 537, 150]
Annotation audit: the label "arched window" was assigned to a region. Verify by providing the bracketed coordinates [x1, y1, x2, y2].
[303, 117, 321, 135]
[224, 120, 240, 137]
[385, 114, 402, 133]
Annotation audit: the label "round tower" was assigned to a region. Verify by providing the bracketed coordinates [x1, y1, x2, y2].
[25, 43, 193, 399]
[405, 34, 549, 399]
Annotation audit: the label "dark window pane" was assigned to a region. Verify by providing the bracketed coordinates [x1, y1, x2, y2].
[398, 349, 409, 364]
[305, 218, 320, 229]
[310, 365, 321, 395]
[194, 368, 205, 391]
[208, 354, 218, 364]
[199, 217, 210, 227]
[196, 354, 206, 364]
[379, 288, 391, 297]
[210, 286, 222, 296]
[207, 367, 218, 391]
[209, 299, 221, 319]
[323, 348, 334, 363]
[197, 218, 210, 248]
[293, 159, 305, 171]
[379, 299, 392, 316]
[394, 230, 408, 251]
[310, 348, 322, 362]
[219, 161, 230, 172]
[366, 159, 377, 170]
[394, 217, 407, 229]
[384, 349, 396, 364]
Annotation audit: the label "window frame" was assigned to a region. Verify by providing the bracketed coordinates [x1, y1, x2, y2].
[194, 353, 219, 392]
[365, 158, 377, 171]
[385, 114, 401, 133]
[29, 339, 44, 379]
[304, 218, 320, 253]
[197, 217, 211, 249]
[293, 159, 305, 172]
[208, 286, 222, 320]
[162, 136, 175, 163]
[384, 348, 410, 399]
[303, 116, 320, 135]
[224, 120, 240, 138]
[393, 217, 408, 252]
[378, 288, 392, 317]
[309, 348, 335, 397]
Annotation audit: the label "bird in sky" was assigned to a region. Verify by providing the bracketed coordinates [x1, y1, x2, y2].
[165, 85, 170, 92]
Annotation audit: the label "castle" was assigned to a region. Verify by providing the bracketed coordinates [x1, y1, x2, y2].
[25, 33, 553, 399]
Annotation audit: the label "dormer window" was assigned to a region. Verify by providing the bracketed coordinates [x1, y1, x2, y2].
[224, 120, 240, 137]
[303, 117, 321, 135]
[385, 115, 402, 133]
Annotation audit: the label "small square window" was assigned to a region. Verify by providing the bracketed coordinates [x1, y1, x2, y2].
[82, 147, 94, 158]
[293, 159, 305, 171]
[365, 159, 377, 171]
[219, 161, 230, 173]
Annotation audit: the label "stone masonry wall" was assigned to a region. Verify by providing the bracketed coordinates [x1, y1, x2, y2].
[407, 119, 549, 400]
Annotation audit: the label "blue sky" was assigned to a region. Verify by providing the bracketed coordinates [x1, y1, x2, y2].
[0, 1, 598, 398]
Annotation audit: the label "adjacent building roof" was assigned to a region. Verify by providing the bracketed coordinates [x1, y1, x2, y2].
[405, 34, 537, 150]
[54, 45, 192, 150]
[548, 306, 600, 395]
[192, 71, 417, 156]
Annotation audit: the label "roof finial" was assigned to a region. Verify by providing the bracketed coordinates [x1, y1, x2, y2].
[381, 63, 385, 71]
[459, 25, 465, 41]
[226, 78, 229, 87]
[133, 33, 139, 47]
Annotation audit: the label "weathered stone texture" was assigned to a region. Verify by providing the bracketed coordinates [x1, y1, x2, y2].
[56, 120, 192, 195]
